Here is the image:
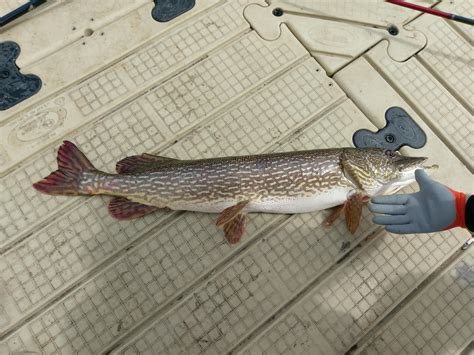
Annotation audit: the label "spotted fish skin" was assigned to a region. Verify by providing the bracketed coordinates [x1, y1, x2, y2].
[33, 141, 429, 238]
[82, 149, 356, 213]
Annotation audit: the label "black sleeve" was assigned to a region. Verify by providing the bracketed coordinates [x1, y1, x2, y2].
[466, 195, 474, 232]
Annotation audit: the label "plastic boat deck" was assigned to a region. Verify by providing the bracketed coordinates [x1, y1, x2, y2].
[0, 0, 472, 354]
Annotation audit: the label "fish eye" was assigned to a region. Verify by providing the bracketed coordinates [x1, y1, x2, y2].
[384, 149, 395, 158]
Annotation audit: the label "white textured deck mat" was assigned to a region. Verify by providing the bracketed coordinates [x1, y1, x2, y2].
[357, 248, 473, 355]
[0, 0, 473, 354]
[245, 0, 430, 74]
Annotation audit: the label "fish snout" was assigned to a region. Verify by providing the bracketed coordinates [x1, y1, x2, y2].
[395, 155, 427, 171]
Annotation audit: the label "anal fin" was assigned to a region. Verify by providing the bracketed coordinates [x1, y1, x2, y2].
[108, 197, 159, 220]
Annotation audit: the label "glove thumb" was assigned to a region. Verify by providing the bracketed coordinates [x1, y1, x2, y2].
[415, 169, 432, 190]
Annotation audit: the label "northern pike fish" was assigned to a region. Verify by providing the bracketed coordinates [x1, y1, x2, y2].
[33, 141, 434, 243]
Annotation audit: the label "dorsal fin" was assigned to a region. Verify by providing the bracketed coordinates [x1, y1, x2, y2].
[116, 153, 179, 174]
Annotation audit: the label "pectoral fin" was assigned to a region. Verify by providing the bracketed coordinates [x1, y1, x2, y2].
[216, 201, 250, 244]
[116, 154, 179, 174]
[323, 204, 345, 227]
[108, 197, 159, 220]
[344, 192, 369, 234]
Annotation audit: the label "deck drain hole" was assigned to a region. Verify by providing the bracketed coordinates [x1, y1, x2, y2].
[387, 25, 399, 36]
[84, 28, 94, 37]
[272, 8, 283, 16]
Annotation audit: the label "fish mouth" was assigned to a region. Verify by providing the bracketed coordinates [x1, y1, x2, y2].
[379, 157, 436, 196]
[422, 164, 439, 171]
[396, 156, 428, 172]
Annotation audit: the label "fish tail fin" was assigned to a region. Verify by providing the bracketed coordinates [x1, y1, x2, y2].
[33, 141, 98, 196]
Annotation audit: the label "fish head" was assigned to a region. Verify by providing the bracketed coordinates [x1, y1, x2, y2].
[342, 148, 437, 196]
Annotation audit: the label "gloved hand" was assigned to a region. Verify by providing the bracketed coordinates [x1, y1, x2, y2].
[369, 170, 468, 234]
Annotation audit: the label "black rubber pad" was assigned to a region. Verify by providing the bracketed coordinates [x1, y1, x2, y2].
[353, 107, 427, 151]
[0, 41, 42, 111]
[152, 0, 195, 22]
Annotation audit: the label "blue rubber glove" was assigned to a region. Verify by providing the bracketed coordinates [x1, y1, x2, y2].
[369, 170, 467, 234]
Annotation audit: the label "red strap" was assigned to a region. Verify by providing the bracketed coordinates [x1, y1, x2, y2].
[445, 189, 466, 229]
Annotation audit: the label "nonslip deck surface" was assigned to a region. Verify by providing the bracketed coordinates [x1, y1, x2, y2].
[0, 0, 472, 354]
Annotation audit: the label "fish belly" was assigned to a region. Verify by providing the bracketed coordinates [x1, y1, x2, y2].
[167, 187, 350, 214]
